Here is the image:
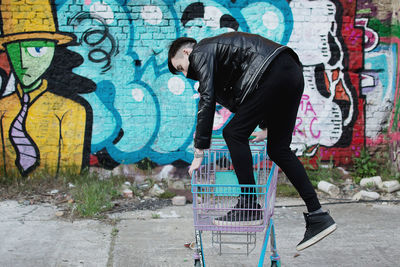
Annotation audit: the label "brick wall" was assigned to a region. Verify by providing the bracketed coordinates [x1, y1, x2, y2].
[0, 0, 399, 177]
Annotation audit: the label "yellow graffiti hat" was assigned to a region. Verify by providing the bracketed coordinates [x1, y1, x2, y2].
[0, 0, 75, 50]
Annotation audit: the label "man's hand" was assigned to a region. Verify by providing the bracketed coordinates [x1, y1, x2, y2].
[250, 128, 268, 143]
[188, 148, 204, 176]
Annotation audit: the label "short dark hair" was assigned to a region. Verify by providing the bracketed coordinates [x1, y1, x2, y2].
[168, 37, 197, 75]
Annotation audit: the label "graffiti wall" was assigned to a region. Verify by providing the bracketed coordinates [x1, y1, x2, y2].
[356, 0, 400, 170]
[0, 0, 94, 177]
[0, 0, 399, 177]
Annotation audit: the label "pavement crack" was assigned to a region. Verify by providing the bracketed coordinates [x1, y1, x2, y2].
[106, 225, 119, 267]
[21, 206, 39, 216]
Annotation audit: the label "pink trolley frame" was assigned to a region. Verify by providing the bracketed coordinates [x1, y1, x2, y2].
[191, 138, 281, 267]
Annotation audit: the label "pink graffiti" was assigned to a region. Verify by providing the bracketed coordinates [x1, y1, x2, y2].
[344, 25, 359, 46]
[299, 94, 317, 116]
[351, 145, 361, 157]
[355, 18, 379, 51]
[293, 117, 320, 139]
[294, 117, 305, 136]
[213, 106, 232, 130]
[298, 94, 309, 112]
[294, 94, 321, 139]
[84, 0, 91, 5]
[310, 117, 321, 138]
[366, 132, 400, 146]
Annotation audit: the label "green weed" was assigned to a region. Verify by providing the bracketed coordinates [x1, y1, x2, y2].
[136, 157, 157, 171]
[304, 155, 342, 188]
[276, 184, 299, 197]
[111, 227, 119, 236]
[352, 149, 378, 182]
[158, 190, 176, 199]
[151, 213, 161, 219]
[69, 171, 124, 218]
[307, 167, 343, 188]
[371, 150, 400, 182]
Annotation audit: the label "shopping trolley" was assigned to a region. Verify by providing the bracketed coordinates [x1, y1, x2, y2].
[191, 137, 280, 267]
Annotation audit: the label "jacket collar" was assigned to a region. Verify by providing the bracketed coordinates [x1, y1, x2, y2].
[186, 52, 199, 81]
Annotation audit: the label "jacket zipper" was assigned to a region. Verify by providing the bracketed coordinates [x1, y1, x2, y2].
[239, 46, 286, 104]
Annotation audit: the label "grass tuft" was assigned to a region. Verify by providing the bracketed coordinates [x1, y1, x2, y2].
[158, 190, 176, 199]
[69, 171, 125, 218]
[276, 184, 299, 197]
[0, 166, 126, 218]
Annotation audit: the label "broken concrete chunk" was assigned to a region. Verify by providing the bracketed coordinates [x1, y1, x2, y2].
[138, 182, 150, 190]
[157, 165, 175, 181]
[381, 180, 400, 193]
[123, 189, 133, 198]
[172, 196, 186, 206]
[171, 180, 185, 190]
[149, 184, 165, 196]
[318, 181, 340, 196]
[337, 167, 350, 175]
[55, 211, 64, 217]
[121, 183, 130, 191]
[352, 190, 380, 201]
[50, 189, 59, 195]
[360, 176, 382, 188]
[344, 178, 353, 185]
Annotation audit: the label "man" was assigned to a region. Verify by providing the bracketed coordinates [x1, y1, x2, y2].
[168, 32, 336, 251]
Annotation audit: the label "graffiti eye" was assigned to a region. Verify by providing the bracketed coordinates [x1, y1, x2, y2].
[27, 47, 48, 57]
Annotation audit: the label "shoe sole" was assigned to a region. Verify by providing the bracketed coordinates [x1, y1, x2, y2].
[296, 223, 337, 251]
[212, 219, 263, 226]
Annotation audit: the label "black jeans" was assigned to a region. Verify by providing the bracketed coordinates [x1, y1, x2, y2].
[222, 51, 321, 212]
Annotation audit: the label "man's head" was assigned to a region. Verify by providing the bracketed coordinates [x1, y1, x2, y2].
[168, 37, 197, 77]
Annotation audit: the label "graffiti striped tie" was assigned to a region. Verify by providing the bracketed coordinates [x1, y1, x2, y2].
[10, 93, 39, 175]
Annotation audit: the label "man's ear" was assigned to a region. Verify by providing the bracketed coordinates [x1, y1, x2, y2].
[182, 48, 191, 56]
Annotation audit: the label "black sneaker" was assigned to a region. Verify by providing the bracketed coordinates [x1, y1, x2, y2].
[296, 211, 337, 251]
[213, 195, 263, 226]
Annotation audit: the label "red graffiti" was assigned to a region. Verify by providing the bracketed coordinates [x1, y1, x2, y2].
[0, 52, 10, 75]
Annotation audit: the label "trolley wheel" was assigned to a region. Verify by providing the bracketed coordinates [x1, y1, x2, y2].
[194, 259, 201, 267]
[271, 260, 281, 267]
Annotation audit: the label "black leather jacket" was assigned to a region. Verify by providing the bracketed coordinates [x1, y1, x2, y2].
[187, 32, 300, 149]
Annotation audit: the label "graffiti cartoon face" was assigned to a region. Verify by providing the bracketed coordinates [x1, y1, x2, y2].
[6, 40, 55, 90]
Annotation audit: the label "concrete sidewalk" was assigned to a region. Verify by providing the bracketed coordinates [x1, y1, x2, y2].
[0, 198, 399, 267]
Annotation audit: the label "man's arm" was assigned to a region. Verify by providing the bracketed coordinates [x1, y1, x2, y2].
[191, 51, 217, 149]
